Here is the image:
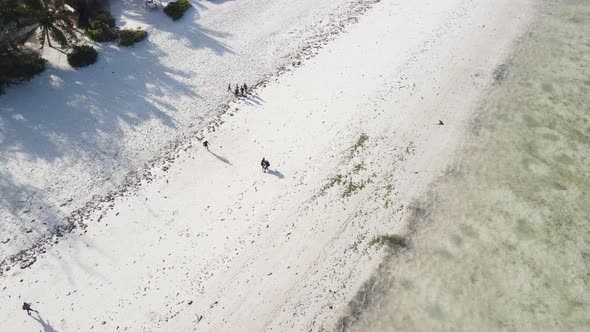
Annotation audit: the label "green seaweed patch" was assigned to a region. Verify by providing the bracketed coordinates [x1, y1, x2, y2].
[352, 162, 365, 174]
[369, 234, 409, 251]
[349, 233, 367, 252]
[341, 179, 367, 198]
[317, 174, 344, 197]
[347, 133, 369, 160]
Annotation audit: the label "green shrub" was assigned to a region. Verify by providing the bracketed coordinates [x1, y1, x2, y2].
[85, 10, 118, 42]
[0, 47, 46, 93]
[67, 45, 98, 68]
[164, 0, 191, 21]
[93, 10, 116, 27]
[119, 29, 147, 47]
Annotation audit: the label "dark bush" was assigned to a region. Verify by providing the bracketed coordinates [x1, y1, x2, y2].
[0, 47, 46, 93]
[164, 0, 191, 21]
[67, 45, 98, 68]
[85, 10, 118, 42]
[66, 0, 102, 28]
[93, 10, 116, 27]
[119, 29, 148, 47]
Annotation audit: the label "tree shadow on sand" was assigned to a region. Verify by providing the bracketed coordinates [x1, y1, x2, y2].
[115, 1, 234, 55]
[0, 40, 199, 261]
[0, 1, 235, 267]
[30, 312, 58, 332]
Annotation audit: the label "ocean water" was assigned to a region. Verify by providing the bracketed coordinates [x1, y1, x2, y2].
[339, 0, 590, 331]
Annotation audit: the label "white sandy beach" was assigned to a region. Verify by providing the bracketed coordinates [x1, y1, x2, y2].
[0, 0, 533, 330]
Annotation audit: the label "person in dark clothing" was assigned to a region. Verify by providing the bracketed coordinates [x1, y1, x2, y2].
[261, 158, 270, 172]
[227, 84, 231, 92]
[203, 140, 209, 150]
[22, 302, 37, 315]
[243, 83, 248, 94]
[261, 158, 267, 172]
[234, 85, 239, 96]
[240, 86, 245, 96]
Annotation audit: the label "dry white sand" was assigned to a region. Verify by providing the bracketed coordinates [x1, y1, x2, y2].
[0, 0, 533, 330]
[0, 0, 377, 259]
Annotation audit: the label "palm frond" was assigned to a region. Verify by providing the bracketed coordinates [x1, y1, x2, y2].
[37, 29, 46, 48]
[49, 26, 68, 48]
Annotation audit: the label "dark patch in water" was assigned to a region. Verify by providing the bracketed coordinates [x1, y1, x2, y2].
[399, 278, 414, 289]
[470, 110, 488, 136]
[541, 82, 555, 92]
[541, 132, 560, 141]
[552, 181, 567, 191]
[449, 233, 463, 246]
[459, 224, 479, 239]
[493, 63, 509, 84]
[426, 304, 445, 320]
[434, 248, 454, 260]
[515, 219, 535, 240]
[405, 191, 438, 233]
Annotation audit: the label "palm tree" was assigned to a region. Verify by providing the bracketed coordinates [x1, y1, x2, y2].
[22, 0, 79, 49]
[66, 0, 100, 28]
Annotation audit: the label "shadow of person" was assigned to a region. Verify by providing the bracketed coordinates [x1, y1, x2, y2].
[250, 95, 265, 103]
[245, 95, 264, 106]
[267, 169, 285, 179]
[30, 312, 58, 332]
[208, 150, 232, 165]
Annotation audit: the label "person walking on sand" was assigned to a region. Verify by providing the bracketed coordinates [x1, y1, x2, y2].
[261, 158, 270, 172]
[234, 85, 240, 97]
[22, 302, 37, 315]
[261, 158, 267, 172]
[240, 85, 245, 96]
[203, 140, 209, 150]
[243, 83, 248, 95]
[227, 83, 231, 92]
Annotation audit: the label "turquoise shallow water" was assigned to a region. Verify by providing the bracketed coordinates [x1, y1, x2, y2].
[339, 1, 590, 331]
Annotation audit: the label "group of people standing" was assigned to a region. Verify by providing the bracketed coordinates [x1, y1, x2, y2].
[229, 83, 249, 97]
